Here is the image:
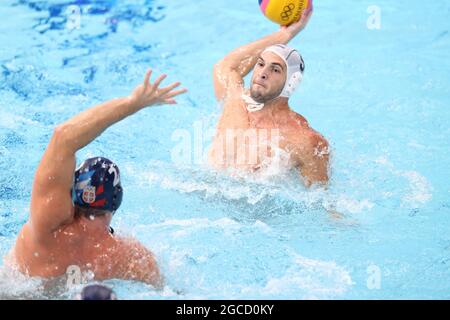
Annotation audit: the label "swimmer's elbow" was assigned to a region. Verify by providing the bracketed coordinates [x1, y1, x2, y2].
[213, 57, 232, 73]
[52, 123, 83, 155]
[213, 62, 233, 101]
[52, 124, 75, 150]
[214, 60, 228, 75]
[213, 61, 222, 72]
[52, 124, 69, 142]
[214, 59, 240, 76]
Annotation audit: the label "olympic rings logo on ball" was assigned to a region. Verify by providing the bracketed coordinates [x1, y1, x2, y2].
[280, 3, 295, 22]
[260, 0, 312, 26]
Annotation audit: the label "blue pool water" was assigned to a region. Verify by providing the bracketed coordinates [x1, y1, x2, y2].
[0, 0, 449, 299]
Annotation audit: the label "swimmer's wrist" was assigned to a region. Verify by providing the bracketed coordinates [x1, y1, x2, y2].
[125, 96, 147, 110]
[277, 29, 294, 43]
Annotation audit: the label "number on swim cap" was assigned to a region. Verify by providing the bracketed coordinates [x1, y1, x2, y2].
[259, 0, 312, 26]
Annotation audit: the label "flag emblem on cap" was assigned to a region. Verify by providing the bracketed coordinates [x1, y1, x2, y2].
[82, 186, 96, 204]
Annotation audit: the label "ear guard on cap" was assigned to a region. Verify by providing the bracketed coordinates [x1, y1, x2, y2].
[262, 44, 305, 98]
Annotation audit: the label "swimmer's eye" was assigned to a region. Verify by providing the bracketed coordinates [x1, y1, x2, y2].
[273, 67, 281, 73]
[257, 61, 264, 67]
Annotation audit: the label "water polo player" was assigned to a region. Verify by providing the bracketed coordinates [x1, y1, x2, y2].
[208, 4, 329, 187]
[10, 69, 187, 287]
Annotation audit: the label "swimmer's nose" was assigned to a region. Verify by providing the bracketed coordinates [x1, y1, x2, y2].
[258, 71, 269, 81]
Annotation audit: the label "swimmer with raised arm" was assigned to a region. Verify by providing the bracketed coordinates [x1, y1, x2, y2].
[9, 70, 187, 288]
[209, 7, 330, 187]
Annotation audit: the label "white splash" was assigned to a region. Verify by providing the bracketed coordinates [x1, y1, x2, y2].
[401, 171, 433, 208]
[0, 264, 45, 299]
[335, 196, 374, 214]
[242, 252, 353, 299]
[375, 156, 433, 209]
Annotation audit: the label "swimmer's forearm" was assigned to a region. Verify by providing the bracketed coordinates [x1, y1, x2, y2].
[58, 97, 143, 152]
[55, 69, 185, 153]
[219, 30, 291, 78]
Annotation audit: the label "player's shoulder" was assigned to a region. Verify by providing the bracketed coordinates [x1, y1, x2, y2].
[285, 110, 312, 138]
[288, 110, 309, 127]
[285, 110, 328, 148]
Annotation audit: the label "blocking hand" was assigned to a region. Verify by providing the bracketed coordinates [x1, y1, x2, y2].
[129, 69, 188, 108]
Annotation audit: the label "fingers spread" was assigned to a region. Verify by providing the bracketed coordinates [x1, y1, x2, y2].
[153, 74, 167, 90]
[164, 98, 177, 105]
[144, 69, 152, 88]
[159, 82, 181, 95]
[164, 88, 188, 99]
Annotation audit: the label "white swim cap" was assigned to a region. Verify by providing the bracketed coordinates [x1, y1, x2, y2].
[262, 44, 305, 98]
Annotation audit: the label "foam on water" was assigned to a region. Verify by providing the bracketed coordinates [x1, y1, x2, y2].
[1, 0, 449, 299]
[242, 252, 353, 299]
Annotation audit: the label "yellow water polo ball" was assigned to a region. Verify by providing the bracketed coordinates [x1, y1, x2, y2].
[259, 0, 312, 26]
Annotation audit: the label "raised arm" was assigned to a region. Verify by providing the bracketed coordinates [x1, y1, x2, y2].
[213, 31, 290, 101]
[213, 8, 313, 101]
[30, 70, 187, 240]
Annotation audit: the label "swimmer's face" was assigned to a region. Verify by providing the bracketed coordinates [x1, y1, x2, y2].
[250, 51, 287, 103]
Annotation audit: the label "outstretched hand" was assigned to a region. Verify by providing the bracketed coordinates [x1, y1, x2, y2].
[129, 69, 188, 109]
[280, 2, 313, 39]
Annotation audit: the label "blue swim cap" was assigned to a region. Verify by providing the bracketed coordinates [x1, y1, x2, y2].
[72, 157, 123, 213]
[80, 284, 117, 300]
